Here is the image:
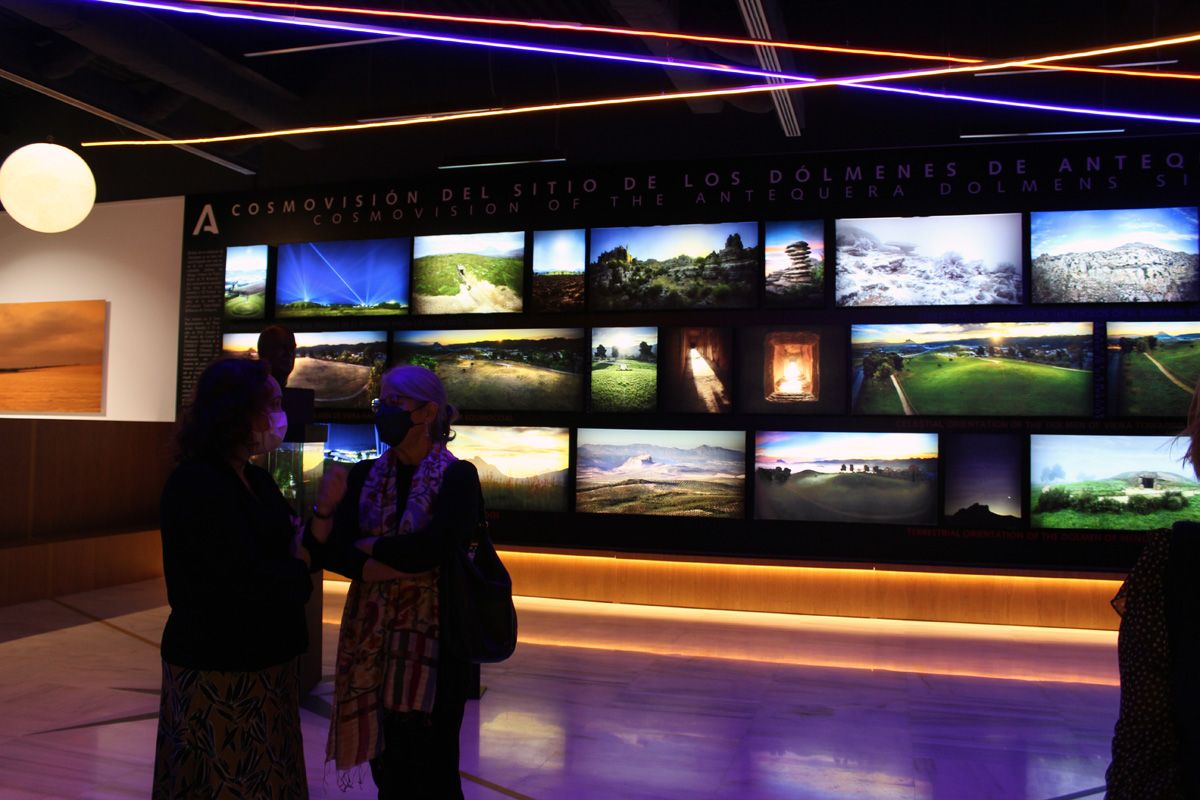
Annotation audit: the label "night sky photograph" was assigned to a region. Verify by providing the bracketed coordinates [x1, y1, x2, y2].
[942, 433, 1023, 526]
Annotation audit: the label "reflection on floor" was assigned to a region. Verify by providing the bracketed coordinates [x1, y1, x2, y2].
[0, 578, 1118, 800]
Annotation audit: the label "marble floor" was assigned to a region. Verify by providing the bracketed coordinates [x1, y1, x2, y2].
[0, 578, 1119, 800]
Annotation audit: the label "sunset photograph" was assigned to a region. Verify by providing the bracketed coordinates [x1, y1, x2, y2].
[0, 299, 107, 413]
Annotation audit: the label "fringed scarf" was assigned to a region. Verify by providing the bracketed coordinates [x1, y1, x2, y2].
[326, 444, 458, 778]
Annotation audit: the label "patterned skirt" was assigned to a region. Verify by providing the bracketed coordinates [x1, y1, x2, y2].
[152, 659, 309, 799]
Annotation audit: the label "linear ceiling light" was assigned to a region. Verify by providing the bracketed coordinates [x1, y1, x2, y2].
[960, 129, 1126, 139]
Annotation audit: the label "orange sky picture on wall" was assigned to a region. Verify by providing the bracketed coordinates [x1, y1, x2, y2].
[0, 300, 106, 413]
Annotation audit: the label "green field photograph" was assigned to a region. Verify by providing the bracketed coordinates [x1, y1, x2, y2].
[275, 238, 409, 318]
[1032, 434, 1200, 530]
[531, 229, 586, 312]
[224, 330, 386, 410]
[1108, 321, 1200, 417]
[851, 322, 1093, 416]
[453, 426, 570, 512]
[755, 431, 938, 525]
[224, 244, 268, 320]
[591, 326, 657, 413]
[576, 428, 744, 517]
[412, 231, 523, 314]
[393, 328, 584, 412]
[588, 221, 759, 311]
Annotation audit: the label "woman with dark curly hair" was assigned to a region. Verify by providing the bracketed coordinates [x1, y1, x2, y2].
[152, 356, 312, 798]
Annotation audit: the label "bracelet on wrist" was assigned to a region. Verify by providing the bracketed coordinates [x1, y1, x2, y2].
[312, 504, 334, 520]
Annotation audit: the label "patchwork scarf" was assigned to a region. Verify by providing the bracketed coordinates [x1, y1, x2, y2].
[327, 443, 458, 776]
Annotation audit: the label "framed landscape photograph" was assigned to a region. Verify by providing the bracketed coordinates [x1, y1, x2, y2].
[588, 221, 759, 311]
[1031, 207, 1199, 304]
[412, 231, 524, 314]
[576, 427, 745, 517]
[276, 238, 410, 317]
[851, 322, 1093, 416]
[659, 327, 733, 414]
[942, 433, 1023, 528]
[531, 229, 586, 312]
[224, 244, 268, 320]
[1108, 320, 1200, 417]
[835, 213, 1022, 306]
[392, 328, 585, 412]
[764, 220, 824, 307]
[224, 330, 387, 410]
[590, 326, 658, 412]
[453, 425, 571, 512]
[737, 325, 845, 415]
[0, 299, 106, 414]
[754, 431, 938, 525]
[1031, 434, 1199, 530]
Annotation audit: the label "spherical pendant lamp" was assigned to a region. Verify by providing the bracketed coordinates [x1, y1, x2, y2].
[0, 143, 96, 233]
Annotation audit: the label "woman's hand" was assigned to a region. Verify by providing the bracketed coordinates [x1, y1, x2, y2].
[310, 465, 349, 543]
[355, 536, 380, 555]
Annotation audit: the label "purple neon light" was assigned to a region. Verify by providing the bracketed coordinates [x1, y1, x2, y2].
[82, 0, 1200, 127]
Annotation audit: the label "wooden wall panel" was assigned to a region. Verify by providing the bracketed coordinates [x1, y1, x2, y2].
[0, 419, 35, 541]
[49, 530, 162, 597]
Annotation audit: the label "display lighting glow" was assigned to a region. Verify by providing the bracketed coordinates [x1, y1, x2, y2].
[78, 0, 1200, 148]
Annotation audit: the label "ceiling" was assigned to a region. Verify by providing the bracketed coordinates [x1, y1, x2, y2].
[2, 0, 1200, 202]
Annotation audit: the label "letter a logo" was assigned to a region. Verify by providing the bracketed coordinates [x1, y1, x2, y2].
[191, 204, 219, 235]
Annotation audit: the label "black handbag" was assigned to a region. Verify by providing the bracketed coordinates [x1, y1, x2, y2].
[444, 489, 518, 663]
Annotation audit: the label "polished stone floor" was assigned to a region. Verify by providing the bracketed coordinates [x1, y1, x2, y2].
[0, 578, 1119, 799]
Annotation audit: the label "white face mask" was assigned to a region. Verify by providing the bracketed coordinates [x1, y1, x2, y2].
[249, 410, 288, 455]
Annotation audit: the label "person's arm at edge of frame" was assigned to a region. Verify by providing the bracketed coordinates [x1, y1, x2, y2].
[306, 460, 405, 582]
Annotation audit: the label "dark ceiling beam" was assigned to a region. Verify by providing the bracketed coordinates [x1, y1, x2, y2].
[736, 0, 804, 137]
[2, 0, 321, 150]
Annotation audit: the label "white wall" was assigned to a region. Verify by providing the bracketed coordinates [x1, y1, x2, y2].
[0, 196, 184, 422]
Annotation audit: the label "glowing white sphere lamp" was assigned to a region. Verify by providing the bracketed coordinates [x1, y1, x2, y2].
[0, 143, 96, 233]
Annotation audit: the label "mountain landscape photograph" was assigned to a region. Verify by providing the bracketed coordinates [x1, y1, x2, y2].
[393, 328, 584, 412]
[1108, 320, 1200, 417]
[1031, 207, 1199, 303]
[942, 433, 1023, 528]
[834, 213, 1022, 306]
[412, 230, 524, 314]
[576, 428, 745, 517]
[851, 322, 1093, 416]
[755, 431, 938, 525]
[453, 426, 570, 512]
[224, 244, 268, 320]
[588, 221, 760, 311]
[1031, 434, 1200, 530]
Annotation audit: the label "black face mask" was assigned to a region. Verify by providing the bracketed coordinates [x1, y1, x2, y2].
[374, 406, 415, 447]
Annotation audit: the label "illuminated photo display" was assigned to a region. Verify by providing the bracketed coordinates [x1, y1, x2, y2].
[576, 427, 745, 517]
[835, 213, 1022, 306]
[764, 220, 824, 307]
[531, 229, 586, 312]
[1031, 207, 1199, 304]
[224, 245, 268, 320]
[738, 325, 845, 415]
[588, 221, 759, 311]
[1031, 434, 1199, 530]
[590, 326, 657, 412]
[224, 330, 387, 410]
[755, 431, 938, 525]
[393, 328, 584, 412]
[851, 322, 1093, 416]
[453, 425, 570, 512]
[412, 231, 524, 314]
[324, 423, 381, 465]
[942, 433, 1023, 528]
[659, 327, 733, 414]
[1108, 320, 1200, 417]
[275, 238, 409, 317]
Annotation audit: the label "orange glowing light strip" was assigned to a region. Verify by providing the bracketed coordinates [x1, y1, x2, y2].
[82, 29, 1200, 147]
[174, 0, 1200, 81]
[172, 0, 980, 63]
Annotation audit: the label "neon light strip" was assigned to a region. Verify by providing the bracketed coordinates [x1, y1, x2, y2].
[168, 0, 982, 64]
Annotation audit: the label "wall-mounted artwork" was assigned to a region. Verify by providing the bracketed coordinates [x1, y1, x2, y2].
[1031, 207, 1199, 304]
[755, 431, 938, 525]
[1031, 434, 1198, 530]
[737, 325, 845, 415]
[0, 299, 106, 414]
[576, 427, 745, 517]
[412, 231, 524, 314]
[393, 328, 585, 412]
[942, 433, 1023, 528]
[835, 213, 1022, 306]
[276, 238, 409, 317]
[590, 326, 657, 412]
[764, 220, 824, 307]
[1108, 320, 1200, 417]
[851, 322, 1093, 416]
[224, 245, 268, 320]
[224, 330, 387, 409]
[531, 229, 586, 312]
[659, 327, 733, 414]
[453, 425, 570, 512]
[324, 423, 381, 464]
[588, 221, 759, 311]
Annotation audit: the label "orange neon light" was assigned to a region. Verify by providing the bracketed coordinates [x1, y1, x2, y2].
[81, 30, 1200, 148]
[172, 0, 980, 64]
